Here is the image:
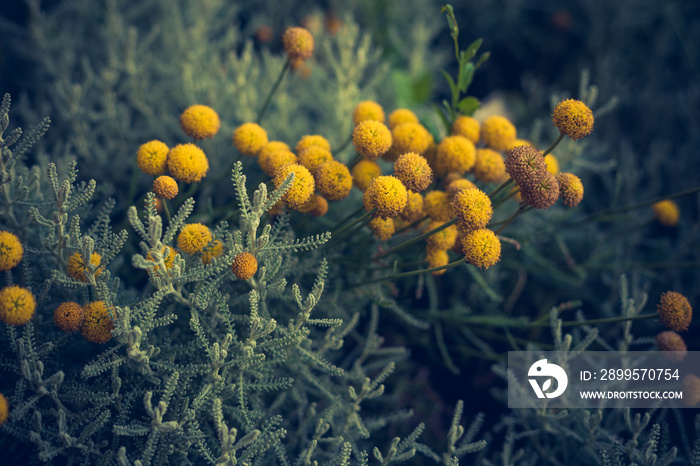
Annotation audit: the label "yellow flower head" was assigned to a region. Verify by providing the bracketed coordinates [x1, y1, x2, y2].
[655, 331, 687, 363]
[259, 141, 291, 162]
[472, 148, 506, 184]
[462, 228, 501, 270]
[520, 171, 560, 210]
[0, 393, 7, 426]
[393, 152, 433, 193]
[352, 160, 382, 192]
[435, 135, 476, 177]
[309, 194, 329, 217]
[0, 231, 23, 271]
[425, 220, 458, 251]
[67, 252, 102, 282]
[400, 191, 424, 223]
[298, 146, 333, 173]
[232, 252, 258, 280]
[137, 140, 170, 176]
[80, 301, 115, 343]
[352, 100, 385, 126]
[177, 223, 213, 255]
[657, 291, 692, 332]
[481, 116, 516, 151]
[544, 154, 560, 175]
[369, 217, 395, 241]
[153, 175, 179, 200]
[353, 120, 392, 159]
[683, 375, 700, 407]
[179, 104, 221, 140]
[363, 175, 408, 219]
[552, 98, 594, 140]
[201, 240, 224, 265]
[315, 160, 352, 201]
[423, 190, 452, 222]
[391, 123, 431, 156]
[54, 302, 84, 333]
[426, 248, 449, 276]
[295, 135, 331, 154]
[388, 108, 419, 129]
[504, 145, 547, 186]
[167, 143, 210, 183]
[446, 178, 477, 200]
[451, 115, 480, 144]
[451, 188, 493, 233]
[233, 122, 268, 157]
[283, 27, 314, 61]
[260, 149, 297, 178]
[274, 163, 315, 208]
[557, 173, 584, 207]
[651, 200, 680, 227]
[0, 285, 36, 326]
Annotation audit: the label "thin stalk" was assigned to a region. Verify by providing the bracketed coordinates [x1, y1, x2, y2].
[489, 178, 514, 199]
[372, 216, 458, 260]
[347, 153, 363, 170]
[330, 205, 365, 234]
[355, 257, 466, 286]
[542, 133, 564, 157]
[494, 205, 529, 235]
[332, 133, 353, 157]
[331, 209, 375, 241]
[256, 57, 291, 124]
[162, 199, 172, 224]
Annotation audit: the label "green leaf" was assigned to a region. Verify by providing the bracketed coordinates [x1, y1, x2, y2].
[476, 51, 491, 68]
[440, 69, 458, 103]
[457, 97, 480, 116]
[440, 4, 459, 39]
[432, 103, 451, 133]
[458, 62, 475, 93]
[464, 38, 483, 61]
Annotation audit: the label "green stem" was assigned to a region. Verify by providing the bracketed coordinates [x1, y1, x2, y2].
[347, 153, 363, 170]
[489, 179, 514, 199]
[256, 57, 291, 124]
[162, 199, 172, 224]
[330, 205, 366, 234]
[494, 205, 529, 235]
[372, 216, 458, 260]
[542, 133, 564, 157]
[355, 257, 466, 286]
[331, 209, 375, 240]
[332, 133, 353, 158]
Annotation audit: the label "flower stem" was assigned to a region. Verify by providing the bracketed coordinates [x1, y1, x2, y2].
[494, 205, 529, 235]
[332, 208, 375, 241]
[256, 57, 291, 125]
[542, 133, 564, 157]
[355, 257, 466, 286]
[162, 199, 172, 224]
[489, 179, 513, 199]
[372, 216, 458, 261]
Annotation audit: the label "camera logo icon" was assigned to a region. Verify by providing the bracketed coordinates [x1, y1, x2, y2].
[528, 359, 568, 399]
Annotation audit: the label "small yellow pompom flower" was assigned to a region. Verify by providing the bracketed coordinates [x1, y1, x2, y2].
[54, 302, 85, 333]
[309, 195, 329, 217]
[462, 229, 501, 270]
[201, 240, 224, 265]
[388, 108, 419, 129]
[353, 120, 392, 159]
[369, 217, 395, 241]
[80, 301, 115, 343]
[446, 178, 477, 200]
[137, 140, 169, 176]
[472, 148, 506, 184]
[0, 393, 7, 426]
[435, 135, 476, 176]
[481, 116, 516, 151]
[655, 331, 687, 363]
[298, 146, 333, 173]
[283, 27, 314, 61]
[557, 173, 584, 207]
[393, 152, 433, 193]
[167, 143, 209, 183]
[153, 176, 179, 200]
[0, 285, 36, 326]
[352, 101, 385, 126]
[451, 188, 493, 233]
[233, 123, 268, 157]
[451, 115, 480, 144]
[400, 191, 424, 223]
[657, 291, 692, 332]
[259, 141, 291, 162]
[391, 123, 431, 156]
[67, 252, 102, 282]
[260, 150, 297, 178]
[363, 175, 408, 219]
[274, 163, 315, 208]
[544, 154, 560, 175]
[423, 190, 452, 222]
[180, 104, 220, 140]
[177, 223, 213, 255]
[295, 135, 331, 154]
[552, 98, 594, 140]
[232, 252, 258, 280]
[0, 231, 23, 271]
[426, 248, 449, 276]
[651, 200, 680, 227]
[425, 220, 458, 251]
[352, 159, 382, 192]
[315, 160, 352, 201]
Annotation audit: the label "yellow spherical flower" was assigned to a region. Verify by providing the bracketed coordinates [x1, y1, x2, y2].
[557, 173, 584, 207]
[177, 223, 213, 255]
[425, 248, 449, 276]
[451, 115, 480, 144]
[137, 140, 169, 176]
[651, 200, 680, 227]
[67, 252, 102, 282]
[274, 163, 315, 208]
[309, 195, 329, 217]
[283, 27, 314, 61]
[391, 123, 431, 156]
[655, 331, 687, 363]
[400, 191, 424, 223]
[54, 302, 84, 333]
[462, 229, 501, 270]
[298, 146, 333, 173]
[423, 190, 452, 222]
[388, 108, 419, 129]
[295, 135, 331, 154]
[683, 375, 700, 407]
[393, 152, 433, 193]
[259, 141, 291, 162]
[544, 154, 559, 175]
[520, 171, 560, 210]
[446, 178, 477, 200]
[201, 240, 224, 265]
[481, 116, 516, 151]
[0, 231, 23, 271]
[657, 291, 692, 332]
[352, 159, 382, 192]
[0, 393, 7, 426]
[167, 143, 209, 183]
[352, 120, 392, 159]
[0, 285, 35, 326]
[363, 175, 408, 219]
[179, 104, 220, 140]
[315, 160, 352, 201]
[233, 123, 268, 157]
[425, 220, 458, 251]
[81, 301, 115, 343]
[153, 175, 179, 200]
[369, 217, 395, 241]
[260, 149, 297, 177]
[435, 135, 476, 177]
[472, 148, 506, 184]
[451, 188, 493, 233]
[552, 98, 594, 140]
[232, 252, 258, 280]
[352, 100, 385, 126]
[146, 246, 177, 271]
